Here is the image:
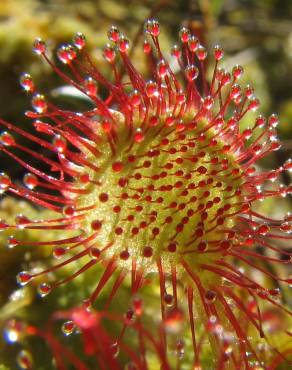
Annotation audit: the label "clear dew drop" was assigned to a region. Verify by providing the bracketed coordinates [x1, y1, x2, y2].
[31, 94, 47, 114]
[221, 71, 231, 86]
[7, 235, 18, 249]
[145, 80, 158, 98]
[38, 282, 52, 297]
[179, 27, 190, 43]
[280, 221, 292, 233]
[232, 64, 244, 79]
[196, 45, 207, 61]
[134, 129, 145, 143]
[203, 96, 214, 110]
[248, 98, 260, 111]
[245, 84, 254, 99]
[188, 36, 200, 52]
[20, 73, 34, 92]
[283, 159, 292, 172]
[257, 224, 270, 235]
[171, 45, 181, 59]
[144, 19, 160, 37]
[57, 44, 77, 64]
[17, 349, 33, 369]
[143, 40, 152, 54]
[17, 271, 32, 286]
[84, 77, 98, 97]
[176, 91, 185, 104]
[15, 214, 31, 229]
[53, 135, 67, 153]
[157, 59, 168, 78]
[213, 44, 224, 60]
[185, 65, 199, 81]
[0, 131, 15, 146]
[73, 32, 86, 50]
[268, 113, 279, 127]
[33, 38, 46, 55]
[270, 140, 281, 152]
[0, 172, 11, 193]
[61, 320, 76, 336]
[107, 26, 121, 43]
[230, 84, 241, 99]
[23, 173, 38, 189]
[118, 37, 130, 53]
[129, 90, 141, 107]
[103, 44, 116, 63]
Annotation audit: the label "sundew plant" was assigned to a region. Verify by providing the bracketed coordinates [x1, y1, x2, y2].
[0, 17, 291, 370]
